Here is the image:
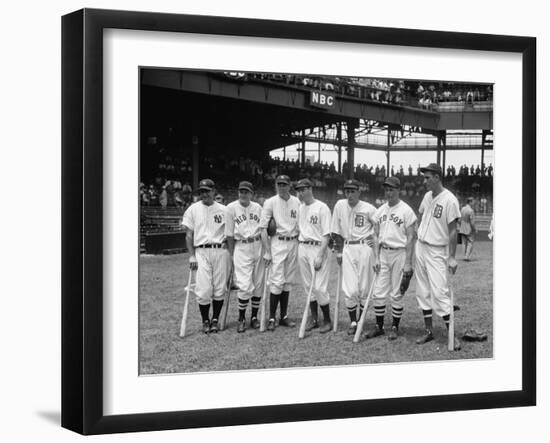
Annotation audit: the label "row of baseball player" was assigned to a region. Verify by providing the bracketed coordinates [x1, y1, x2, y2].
[181, 163, 462, 349]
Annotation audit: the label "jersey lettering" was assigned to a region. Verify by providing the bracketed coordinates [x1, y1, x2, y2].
[290, 209, 297, 219]
[214, 214, 223, 224]
[309, 215, 318, 225]
[433, 204, 443, 219]
[355, 214, 365, 227]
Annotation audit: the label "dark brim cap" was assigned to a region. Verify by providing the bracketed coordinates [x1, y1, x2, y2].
[238, 181, 254, 192]
[420, 163, 442, 176]
[276, 175, 291, 185]
[294, 178, 313, 189]
[383, 176, 401, 188]
[198, 178, 215, 190]
[343, 179, 361, 190]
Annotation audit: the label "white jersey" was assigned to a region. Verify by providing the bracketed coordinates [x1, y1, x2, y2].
[375, 200, 417, 249]
[298, 199, 331, 242]
[331, 199, 377, 241]
[181, 201, 227, 246]
[225, 200, 262, 240]
[417, 189, 460, 246]
[260, 194, 300, 236]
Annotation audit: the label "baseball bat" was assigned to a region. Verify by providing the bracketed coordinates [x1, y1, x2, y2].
[332, 265, 342, 332]
[259, 267, 270, 332]
[353, 273, 378, 343]
[179, 270, 194, 338]
[448, 281, 455, 351]
[298, 264, 316, 339]
[220, 269, 234, 331]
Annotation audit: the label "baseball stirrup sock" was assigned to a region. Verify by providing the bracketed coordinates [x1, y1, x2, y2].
[250, 296, 261, 318]
[238, 298, 249, 321]
[280, 291, 290, 318]
[422, 309, 433, 330]
[392, 305, 403, 327]
[443, 314, 450, 328]
[199, 304, 211, 322]
[269, 293, 280, 319]
[212, 299, 224, 321]
[310, 300, 319, 320]
[320, 303, 331, 322]
[347, 306, 358, 322]
[374, 305, 385, 326]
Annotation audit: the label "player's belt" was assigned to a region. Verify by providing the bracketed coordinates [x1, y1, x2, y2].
[238, 236, 261, 243]
[381, 244, 404, 250]
[344, 239, 370, 245]
[196, 243, 226, 249]
[277, 235, 298, 241]
[299, 240, 321, 246]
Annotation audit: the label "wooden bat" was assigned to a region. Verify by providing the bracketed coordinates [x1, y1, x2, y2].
[298, 264, 316, 339]
[179, 270, 194, 338]
[220, 269, 234, 331]
[448, 281, 455, 351]
[259, 267, 270, 332]
[332, 265, 342, 332]
[353, 273, 378, 343]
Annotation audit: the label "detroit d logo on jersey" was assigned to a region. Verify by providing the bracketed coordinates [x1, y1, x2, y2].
[433, 204, 443, 219]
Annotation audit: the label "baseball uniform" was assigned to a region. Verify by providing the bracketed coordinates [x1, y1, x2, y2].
[372, 200, 417, 325]
[182, 200, 231, 306]
[415, 188, 460, 317]
[298, 199, 332, 306]
[458, 203, 475, 260]
[331, 198, 377, 314]
[225, 199, 265, 326]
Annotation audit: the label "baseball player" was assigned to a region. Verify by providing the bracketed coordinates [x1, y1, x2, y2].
[414, 164, 461, 350]
[365, 177, 417, 341]
[330, 179, 380, 336]
[458, 196, 477, 261]
[260, 175, 300, 331]
[294, 178, 333, 333]
[182, 179, 231, 334]
[225, 181, 265, 333]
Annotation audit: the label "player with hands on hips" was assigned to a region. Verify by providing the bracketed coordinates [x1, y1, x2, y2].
[295, 179, 333, 333]
[330, 179, 380, 336]
[260, 175, 300, 331]
[414, 164, 461, 350]
[225, 181, 265, 333]
[365, 176, 417, 341]
[182, 179, 231, 334]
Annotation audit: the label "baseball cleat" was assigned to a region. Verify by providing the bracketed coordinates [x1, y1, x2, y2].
[347, 322, 357, 336]
[388, 326, 399, 341]
[202, 320, 211, 334]
[209, 319, 219, 333]
[319, 320, 332, 334]
[451, 337, 462, 351]
[250, 317, 260, 329]
[267, 318, 276, 331]
[279, 316, 296, 327]
[305, 319, 319, 331]
[416, 329, 434, 344]
[237, 320, 246, 333]
[365, 324, 385, 339]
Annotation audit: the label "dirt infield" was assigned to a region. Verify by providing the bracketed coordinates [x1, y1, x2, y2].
[139, 242, 493, 374]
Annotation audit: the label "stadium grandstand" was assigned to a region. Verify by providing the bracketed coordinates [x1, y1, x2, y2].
[140, 69, 493, 253]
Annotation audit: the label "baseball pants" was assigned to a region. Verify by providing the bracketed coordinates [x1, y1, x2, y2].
[269, 237, 298, 294]
[414, 241, 451, 317]
[372, 247, 406, 309]
[233, 240, 265, 300]
[342, 244, 374, 309]
[195, 248, 231, 305]
[298, 244, 330, 306]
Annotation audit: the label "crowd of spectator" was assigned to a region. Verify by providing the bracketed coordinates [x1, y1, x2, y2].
[222, 72, 493, 111]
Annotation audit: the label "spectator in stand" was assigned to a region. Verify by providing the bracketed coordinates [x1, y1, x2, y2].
[470, 165, 475, 176]
[159, 186, 168, 209]
[487, 164, 493, 177]
[399, 165, 404, 176]
[408, 165, 413, 176]
[475, 165, 481, 176]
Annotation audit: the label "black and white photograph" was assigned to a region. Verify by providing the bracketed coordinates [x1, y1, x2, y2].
[139, 69, 494, 374]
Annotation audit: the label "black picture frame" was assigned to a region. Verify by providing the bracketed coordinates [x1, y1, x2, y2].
[61, 8, 536, 435]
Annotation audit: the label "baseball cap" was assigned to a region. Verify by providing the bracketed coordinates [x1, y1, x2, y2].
[238, 181, 254, 192]
[294, 178, 313, 189]
[382, 176, 401, 188]
[343, 179, 361, 190]
[198, 179, 215, 191]
[419, 163, 443, 176]
[276, 175, 291, 185]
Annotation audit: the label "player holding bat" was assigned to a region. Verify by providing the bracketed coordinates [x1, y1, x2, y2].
[364, 177, 417, 341]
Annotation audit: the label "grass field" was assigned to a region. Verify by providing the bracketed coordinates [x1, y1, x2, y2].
[139, 241, 493, 374]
